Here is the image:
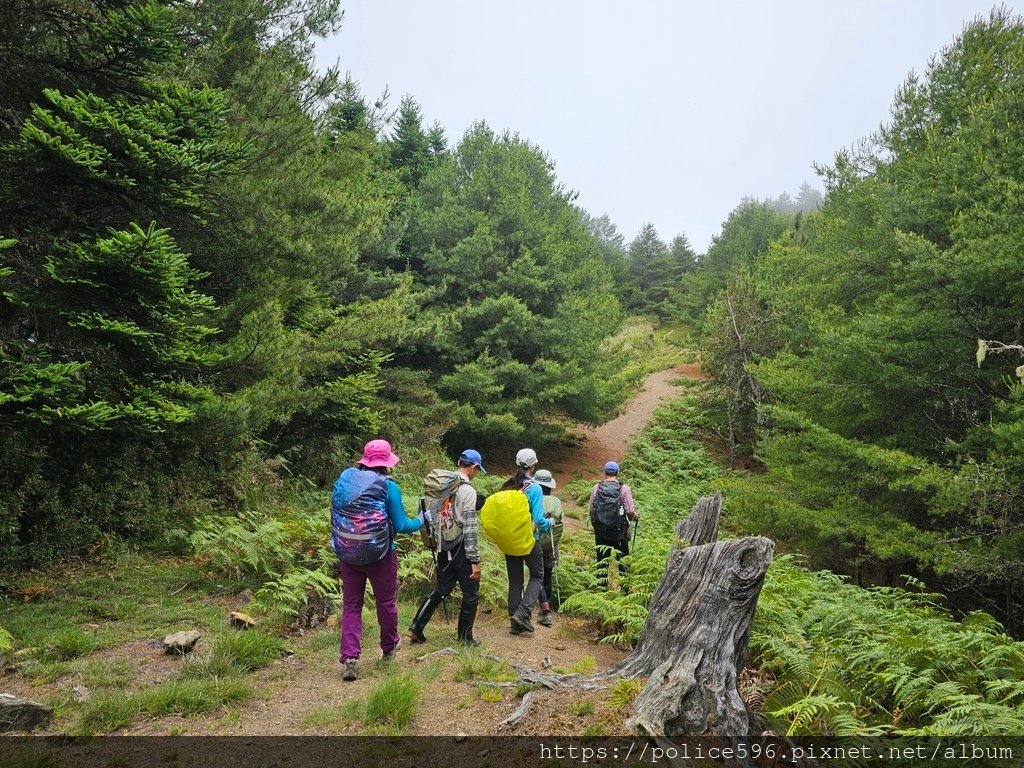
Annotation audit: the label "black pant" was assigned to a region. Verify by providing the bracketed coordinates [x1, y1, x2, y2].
[595, 531, 629, 589]
[433, 541, 479, 611]
[505, 542, 543, 619]
[539, 545, 557, 608]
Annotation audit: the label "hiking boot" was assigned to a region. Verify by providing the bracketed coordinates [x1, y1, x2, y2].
[407, 592, 442, 645]
[538, 610, 553, 627]
[382, 637, 401, 661]
[405, 627, 427, 644]
[510, 613, 535, 633]
[509, 623, 526, 636]
[342, 660, 357, 681]
[457, 603, 479, 647]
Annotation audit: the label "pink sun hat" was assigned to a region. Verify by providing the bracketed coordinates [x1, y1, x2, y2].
[359, 439, 400, 468]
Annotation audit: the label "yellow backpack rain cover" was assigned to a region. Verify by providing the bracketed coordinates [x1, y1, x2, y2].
[479, 489, 534, 556]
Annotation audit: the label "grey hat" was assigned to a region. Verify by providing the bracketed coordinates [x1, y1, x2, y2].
[516, 448, 538, 469]
[533, 469, 556, 488]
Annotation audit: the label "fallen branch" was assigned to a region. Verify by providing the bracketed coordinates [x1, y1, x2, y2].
[498, 690, 534, 729]
[168, 582, 192, 597]
[414, 646, 457, 663]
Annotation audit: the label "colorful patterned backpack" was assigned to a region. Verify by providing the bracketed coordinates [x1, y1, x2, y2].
[330, 467, 392, 565]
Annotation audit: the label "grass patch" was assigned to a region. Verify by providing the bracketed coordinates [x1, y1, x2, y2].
[308, 629, 338, 653]
[78, 658, 135, 689]
[582, 723, 606, 736]
[178, 632, 285, 679]
[563, 507, 584, 521]
[514, 683, 539, 698]
[453, 652, 516, 683]
[0, 752, 64, 768]
[76, 691, 139, 735]
[605, 678, 642, 710]
[75, 677, 250, 735]
[555, 655, 596, 675]
[15, 660, 71, 685]
[301, 704, 352, 731]
[569, 700, 595, 716]
[210, 632, 286, 672]
[360, 676, 420, 734]
[419, 660, 444, 681]
[475, 684, 504, 703]
[39, 627, 99, 662]
[1, 554, 222, 655]
[137, 677, 251, 718]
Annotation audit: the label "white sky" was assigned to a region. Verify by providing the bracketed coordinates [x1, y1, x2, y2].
[315, 1, 1006, 254]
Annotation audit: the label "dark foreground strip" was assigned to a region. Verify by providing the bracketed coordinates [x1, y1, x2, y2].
[0, 736, 1021, 768]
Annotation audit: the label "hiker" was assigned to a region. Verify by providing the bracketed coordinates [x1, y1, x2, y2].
[589, 460, 639, 590]
[407, 449, 487, 647]
[501, 448, 551, 635]
[330, 439, 422, 681]
[533, 468, 563, 626]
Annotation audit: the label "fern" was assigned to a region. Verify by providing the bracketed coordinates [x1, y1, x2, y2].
[587, 391, 1024, 737]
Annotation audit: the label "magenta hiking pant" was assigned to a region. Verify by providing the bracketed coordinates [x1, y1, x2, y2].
[338, 549, 399, 663]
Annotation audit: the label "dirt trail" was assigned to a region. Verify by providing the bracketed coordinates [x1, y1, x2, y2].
[12, 362, 708, 737]
[549, 362, 706, 484]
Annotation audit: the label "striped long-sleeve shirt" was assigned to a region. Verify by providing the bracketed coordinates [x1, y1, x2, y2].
[451, 471, 480, 562]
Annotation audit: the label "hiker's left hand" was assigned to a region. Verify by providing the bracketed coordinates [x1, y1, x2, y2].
[470, 563, 481, 581]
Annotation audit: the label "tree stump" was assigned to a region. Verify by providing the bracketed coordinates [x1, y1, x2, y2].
[608, 494, 774, 742]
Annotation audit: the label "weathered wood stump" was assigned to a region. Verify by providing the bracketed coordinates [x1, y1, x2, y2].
[607, 494, 774, 742]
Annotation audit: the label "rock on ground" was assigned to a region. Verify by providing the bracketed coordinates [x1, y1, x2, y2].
[162, 630, 202, 654]
[0, 693, 53, 732]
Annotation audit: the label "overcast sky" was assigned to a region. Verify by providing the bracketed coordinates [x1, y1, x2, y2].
[314, 1, 1005, 254]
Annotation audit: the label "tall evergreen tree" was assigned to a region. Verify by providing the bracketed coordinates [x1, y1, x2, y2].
[388, 95, 430, 186]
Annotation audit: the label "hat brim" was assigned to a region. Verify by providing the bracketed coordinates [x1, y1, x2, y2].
[361, 453, 400, 468]
[536, 479, 556, 488]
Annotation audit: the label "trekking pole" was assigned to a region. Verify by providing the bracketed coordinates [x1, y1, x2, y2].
[631, 519, 639, 549]
[548, 526, 559, 609]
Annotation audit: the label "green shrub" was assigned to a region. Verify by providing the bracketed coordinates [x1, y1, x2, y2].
[191, 490, 339, 622]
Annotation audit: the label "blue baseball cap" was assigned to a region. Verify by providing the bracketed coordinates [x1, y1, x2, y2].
[459, 449, 487, 474]
[604, 461, 620, 474]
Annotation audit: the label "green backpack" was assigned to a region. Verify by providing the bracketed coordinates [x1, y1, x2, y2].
[418, 468, 466, 553]
[539, 496, 563, 554]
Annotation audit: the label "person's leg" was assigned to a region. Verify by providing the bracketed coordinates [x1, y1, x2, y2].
[366, 550, 399, 656]
[595, 533, 613, 589]
[408, 549, 457, 642]
[505, 554, 524, 618]
[338, 561, 367, 664]
[616, 537, 630, 592]
[538, 546, 553, 625]
[513, 543, 544, 624]
[453, 546, 480, 644]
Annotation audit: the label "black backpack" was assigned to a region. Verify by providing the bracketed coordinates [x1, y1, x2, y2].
[590, 480, 625, 536]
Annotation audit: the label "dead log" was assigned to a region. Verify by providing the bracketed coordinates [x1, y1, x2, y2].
[677, 492, 722, 547]
[607, 495, 774, 743]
